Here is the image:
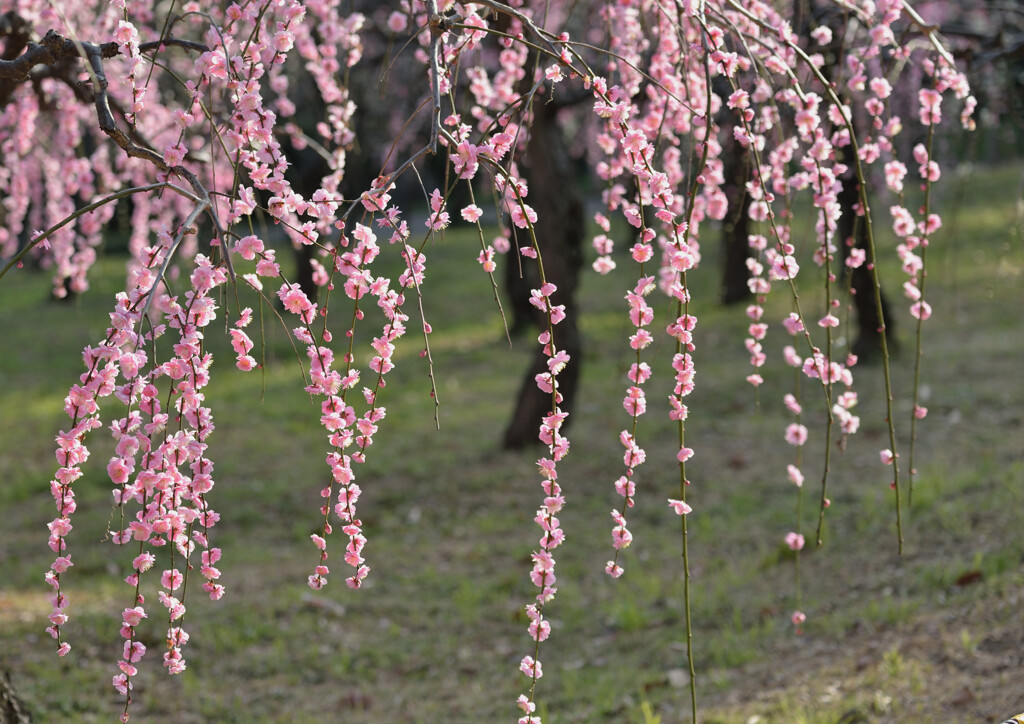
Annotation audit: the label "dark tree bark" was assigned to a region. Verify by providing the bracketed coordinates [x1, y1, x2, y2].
[836, 144, 896, 360]
[0, 11, 32, 106]
[504, 233, 536, 337]
[0, 670, 33, 723]
[502, 98, 585, 449]
[719, 127, 753, 305]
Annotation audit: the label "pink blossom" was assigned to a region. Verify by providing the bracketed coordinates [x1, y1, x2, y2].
[782, 314, 804, 336]
[884, 161, 907, 192]
[114, 20, 138, 47]
[123, 640, 146, 663]
[667, 499, 692, 515]
[387, 11, 407, 33]
[122, 607, 147, 627]
[918, 88, 942, 125]
[785, 424, 808, 447]
[161, 568, 184, 590]
[870, 77, 892, 98]
[630, 329, 653, 350]
[519, 655, 543, 679]
[631, 243, 653, 263]
[162, 143, 187, 167]
[910, 301, 932, 320]
[785, 532, 805, 551]
[477, 247, 497, 273]
[810, 26, 832, 45]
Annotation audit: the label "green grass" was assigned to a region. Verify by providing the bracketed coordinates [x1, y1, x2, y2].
[1, 162, 1023, 722]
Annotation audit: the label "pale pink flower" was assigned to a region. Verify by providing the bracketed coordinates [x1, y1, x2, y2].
[387, 11, 407, 33]
[810, 26, 832, 45]
[517, 694, 536, 713]
[785, 423, 808, 446]
[782, 313, 804, 336]
[847, 249, 866, 268]
[611, 526, 632, 549]
[519, 656, 543, 679]
[785, 532, 805, 551]
[667, 499, 692, 515]
[122, 607, 147, 627]
[869, 77, 892, 98]
[545, 65, 564, 83]
[631, 243, 653, 263]
[162, 143, 186, 167]
[910, 301, 932, 320]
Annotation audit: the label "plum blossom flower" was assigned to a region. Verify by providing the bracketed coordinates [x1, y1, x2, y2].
[785, 424, 808, 446]
[387, 11, 407, 33]
[667, 499, 692, 515]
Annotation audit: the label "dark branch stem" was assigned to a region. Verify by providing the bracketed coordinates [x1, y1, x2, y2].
[0, 27, 232, 280]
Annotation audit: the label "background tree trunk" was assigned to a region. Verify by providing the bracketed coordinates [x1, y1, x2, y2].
[502, 98, 585, 449]
[836, 144, 896, 359]
[719, 128, 753, 305]
[0, 670, 33, 723]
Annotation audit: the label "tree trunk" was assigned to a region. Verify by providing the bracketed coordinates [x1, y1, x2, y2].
[502, 99, 585, 449]
[0, 670, 32, 723]
[720, 128, 753, 305]
[836, 144, 896, 360]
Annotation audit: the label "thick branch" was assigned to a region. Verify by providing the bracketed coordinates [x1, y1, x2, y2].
[0, 29, 109, 81]
[0, 27, 232, 280]
[78, 40, 167, 168]
[0, 29, 205, 82]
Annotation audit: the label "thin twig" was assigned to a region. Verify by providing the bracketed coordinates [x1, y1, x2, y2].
[0, 182, 193, 280]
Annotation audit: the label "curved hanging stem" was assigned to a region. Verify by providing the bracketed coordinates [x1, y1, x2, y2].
[0, 182, 192, 281]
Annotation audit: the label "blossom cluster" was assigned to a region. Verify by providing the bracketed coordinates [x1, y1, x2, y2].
[518, 279, 571, 720]
[0, 0, 977, 720]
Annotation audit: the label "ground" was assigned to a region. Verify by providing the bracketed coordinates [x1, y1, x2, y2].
[0, 163, 1021, 723]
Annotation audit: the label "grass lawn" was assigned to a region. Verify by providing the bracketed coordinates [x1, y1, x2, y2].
[0, 162, 1022, 723]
